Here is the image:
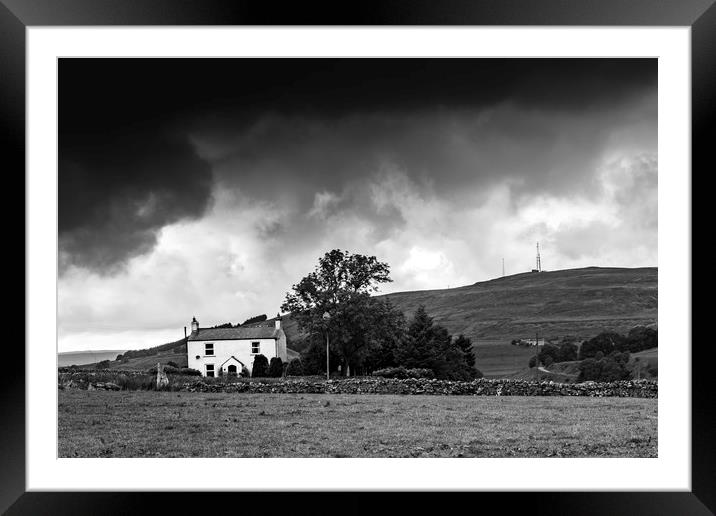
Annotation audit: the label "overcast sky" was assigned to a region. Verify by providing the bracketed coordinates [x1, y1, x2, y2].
[58, 58, 657, 352]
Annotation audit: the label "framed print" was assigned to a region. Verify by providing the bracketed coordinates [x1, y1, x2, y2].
[4, 0, 711, 514]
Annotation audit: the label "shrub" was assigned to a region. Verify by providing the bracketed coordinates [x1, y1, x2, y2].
[167, 360, 179, 368]
[579, 332, 626, 360]
[373, 366, 410, 379]
[538, 344, 560, 365]
[251, 354, 269, 377]
[179, 367, 201, 376]
[286, 358, 304, 376]
[372, 367, 436, 379]
[612, 351, 630, 365]
[95, 360, 111, 370]
[115, 374, 155, 391]
[406, 368, 435, 379]
[577, 355, 631, 382]
[269, 357, 284, 378]
[624, 326, 658, 352]
[528, 356, 537, 368]
[556, 342, 578, 362]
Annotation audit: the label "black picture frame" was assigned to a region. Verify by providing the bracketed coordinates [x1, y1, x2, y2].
[4, 1, 710, 514]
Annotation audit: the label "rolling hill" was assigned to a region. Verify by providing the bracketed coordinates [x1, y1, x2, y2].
[382, 266, 657, 344]
[68, 266, 656, 377]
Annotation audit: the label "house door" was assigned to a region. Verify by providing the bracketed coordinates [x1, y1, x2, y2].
[227, 364, 237, 375]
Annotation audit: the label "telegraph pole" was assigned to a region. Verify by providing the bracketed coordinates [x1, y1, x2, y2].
[535, 328, 540, 382]
[326, 332, 330, 381]
[322, 311, 331, 381]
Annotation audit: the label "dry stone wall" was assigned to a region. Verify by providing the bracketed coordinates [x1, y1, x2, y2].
[179, 377, 656, 397]
[58, 369, 657, 397]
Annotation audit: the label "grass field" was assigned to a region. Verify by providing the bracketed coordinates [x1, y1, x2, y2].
[58, 390, 657, 458]
[474, 341, 537, 378]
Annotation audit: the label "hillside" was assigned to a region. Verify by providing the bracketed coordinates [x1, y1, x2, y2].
[382, 266, 657, 344]
[70, 266, 656, 377]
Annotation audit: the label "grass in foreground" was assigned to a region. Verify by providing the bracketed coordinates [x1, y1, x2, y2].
[58, 391, 657, 458]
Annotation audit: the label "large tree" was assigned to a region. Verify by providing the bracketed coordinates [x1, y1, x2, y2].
[281, 249, 398, 376]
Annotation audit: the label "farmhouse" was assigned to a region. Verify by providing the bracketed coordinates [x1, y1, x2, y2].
[186, 316, 287, 377]
[523, 338, 545, 347]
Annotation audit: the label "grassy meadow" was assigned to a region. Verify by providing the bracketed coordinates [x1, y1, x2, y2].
[59, 390, 657, 458]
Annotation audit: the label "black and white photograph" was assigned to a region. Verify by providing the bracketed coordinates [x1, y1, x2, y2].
[57, 57, 658, 459]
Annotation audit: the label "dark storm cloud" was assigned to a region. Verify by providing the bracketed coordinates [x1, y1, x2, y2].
[59, 129, 213, 272]
[193, 93, 654, 227]
[59, 59, 217, 273]
[59, 58, 656, 274]
[60, 58, 656, 130]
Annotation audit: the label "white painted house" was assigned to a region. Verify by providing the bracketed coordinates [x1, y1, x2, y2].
[186, 316, 287, 377]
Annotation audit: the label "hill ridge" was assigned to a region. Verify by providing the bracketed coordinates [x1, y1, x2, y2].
[381, 265, 657, 343]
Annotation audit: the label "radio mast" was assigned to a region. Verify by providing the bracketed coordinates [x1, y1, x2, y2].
[536, 242, 542, 272]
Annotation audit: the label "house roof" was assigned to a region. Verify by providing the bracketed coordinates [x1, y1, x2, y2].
[188, 325, 281, 341]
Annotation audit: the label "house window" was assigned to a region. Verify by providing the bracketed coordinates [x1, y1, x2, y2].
[251, 342, 260, 354]
[205, 364, 215, 377]
[205, 343, 214, 356]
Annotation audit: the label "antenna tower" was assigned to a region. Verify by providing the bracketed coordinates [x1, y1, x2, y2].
[536, 242, 542, 272]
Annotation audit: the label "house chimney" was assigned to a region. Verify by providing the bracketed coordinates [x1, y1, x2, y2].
[275, 313, 281, 330]
[191, 316, 199, 333]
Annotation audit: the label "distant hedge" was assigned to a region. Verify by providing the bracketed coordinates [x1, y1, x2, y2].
[372, 366, 435, 379]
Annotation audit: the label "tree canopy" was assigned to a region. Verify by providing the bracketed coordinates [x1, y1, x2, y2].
[281, 249, 399, 376]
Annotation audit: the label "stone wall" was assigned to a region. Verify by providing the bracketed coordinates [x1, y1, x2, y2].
[178, 377, 656, 397]
[58, 369, 657, 397]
